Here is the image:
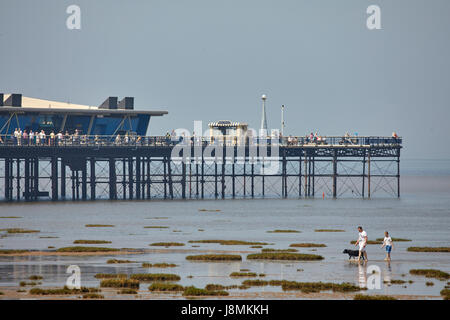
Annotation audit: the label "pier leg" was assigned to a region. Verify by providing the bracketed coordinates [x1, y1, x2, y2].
[182, 159, 186, 199]
[142, 158, 145, 199]
[90, 158, 95, 200]
[75, 170, 80, 200]
[109, 158, 117, 200]
[214, 162, 218, 198]
[221, 149, 225, 199]
[4, 158, 10, 201]
[128, 157, 134, 200]
[61, 159, 66, 199]
[146, 158, 151, 199]
[397, 149, 400, 198]
[189, 159, 192, 199]
[195, 160, 199, 198]
[81, 162, 87, 201]
[163, 157, 167, 199]
[298, 155, 302, 197]
[312, 155, 315, 197]
[243, 160, 246, 197]
[251, 160, 254, 198]
[201, 156, 204, 199]
[232, 159, 235, 198]
[122, 159, 126, 199]
[136, 157, 141, 199]
[368, 151, 371, 199]
[71, 170, 76, 200]
[304, 156, 308, 197]
[24, 158, 30, 200]
[362, 152, 366, 198]
[262, 157, 265, 197]
[51, 156, 58, 201]
[16, 159, 20, 201]
[33, 158, 39, 200]
[282, 154, 287, 198]
[332, 151, 337, 199]
[167, 157, 174, 199]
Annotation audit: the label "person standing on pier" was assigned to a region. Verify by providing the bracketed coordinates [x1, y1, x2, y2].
[355, 226, 368, 262]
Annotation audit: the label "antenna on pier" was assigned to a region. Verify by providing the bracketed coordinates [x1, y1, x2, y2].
[260, 94, 268, 137]
[281, 104, 285, 136]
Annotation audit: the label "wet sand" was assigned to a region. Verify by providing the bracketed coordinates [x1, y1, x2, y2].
[0, 193, 449, 300]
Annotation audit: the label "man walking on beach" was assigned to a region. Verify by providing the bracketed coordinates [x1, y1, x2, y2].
[355, 226, 368, 262]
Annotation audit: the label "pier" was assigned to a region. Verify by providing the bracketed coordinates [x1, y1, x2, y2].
[0, 135, 401, 202]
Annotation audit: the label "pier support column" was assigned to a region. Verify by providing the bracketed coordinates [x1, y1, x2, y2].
[136, 157, 141, 199]
[262, 157, 265, 197]
[282, 153, 287, 198]
[128, 157, 134, 200]
[201, 156, 204, 199]
[90, 158, 95, 200]
[312, 155, 315, 197]
[368, 151, 371, 199]
[24, 158, 30, 201]
[16, 159, 20, 201]
[332, 150, 337, 198]
[181, 159, 186, 199]
[147, 158, 151, 199]
[167, 156, 174, 199]
[4, 158, 11, 201]
[122, 159, 127, 199]
[362, 152, 366, 198]
[397, 148, 400, 198]
[304, 156, 308, 197]
[61, 159, 66, 199]
[251, 160, 254, 198]
[33, 158, 39, 200]
[81, 161, 87, 201]
[243, 160, 246, 197]
[232, 159, 235, 198]
[51, 156, 58, 201]
[195, 160, 199, 198]
[214, 162, 218, 199]
[162, 157, 167, 199]
[298, 154, 302, 197]
[75, 170, 80, 200]
[221, 145, 225, 199]
[308, 156, 311, 197]
[109, 158, 117, 200]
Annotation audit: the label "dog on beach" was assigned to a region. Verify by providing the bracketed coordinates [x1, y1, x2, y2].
[343, 249, 365, 260]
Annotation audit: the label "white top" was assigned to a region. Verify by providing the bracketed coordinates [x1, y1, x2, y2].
[358, 231, 367, 244]
[384, 236, 392, 246]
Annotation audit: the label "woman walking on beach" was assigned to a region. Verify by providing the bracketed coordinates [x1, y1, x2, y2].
[381, 231, 393, 261]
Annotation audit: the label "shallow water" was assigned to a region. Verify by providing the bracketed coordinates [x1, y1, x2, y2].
[0, 173, 449, 299]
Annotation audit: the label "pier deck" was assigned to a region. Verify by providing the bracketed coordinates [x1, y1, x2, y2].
[0, 136, 401, 201]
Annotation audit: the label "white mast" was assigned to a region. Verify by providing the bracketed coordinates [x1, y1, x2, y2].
[260, 94, 268, 136]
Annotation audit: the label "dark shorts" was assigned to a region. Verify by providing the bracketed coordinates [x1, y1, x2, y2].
[386, 245, 392, 253]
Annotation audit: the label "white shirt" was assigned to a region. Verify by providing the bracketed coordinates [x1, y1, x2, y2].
[384, 236, 392, 246]
[358, 231, 367, 244]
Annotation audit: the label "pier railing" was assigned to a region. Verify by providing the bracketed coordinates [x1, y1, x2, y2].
[0, 134, 402, 148]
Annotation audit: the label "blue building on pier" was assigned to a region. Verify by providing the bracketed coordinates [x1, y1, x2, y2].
[0, 94, 167, 136]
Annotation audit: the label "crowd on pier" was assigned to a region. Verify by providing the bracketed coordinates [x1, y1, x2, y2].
[1, 128, 400, 147]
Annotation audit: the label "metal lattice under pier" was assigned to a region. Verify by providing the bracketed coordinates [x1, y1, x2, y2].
[0, 142, 401, 201]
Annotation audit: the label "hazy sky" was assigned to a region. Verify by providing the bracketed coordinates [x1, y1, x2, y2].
[1, 0, 449, 159]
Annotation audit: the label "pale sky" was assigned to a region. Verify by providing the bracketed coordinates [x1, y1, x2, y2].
[1, 0, 449, 159]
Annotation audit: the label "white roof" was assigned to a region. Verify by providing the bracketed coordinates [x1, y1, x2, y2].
[3, 95, 97, 110]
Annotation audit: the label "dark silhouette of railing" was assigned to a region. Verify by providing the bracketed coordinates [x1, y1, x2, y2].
[0, 134, 402, 148]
